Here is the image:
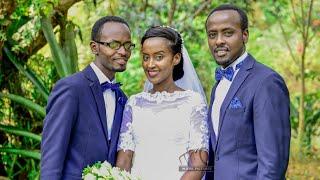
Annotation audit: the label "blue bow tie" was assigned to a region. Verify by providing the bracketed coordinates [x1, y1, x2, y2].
[101, 82, 122, 92]
[215, 61, 243, 81]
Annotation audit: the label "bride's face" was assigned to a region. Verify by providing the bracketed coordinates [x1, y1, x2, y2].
[141, 37, 180, 86]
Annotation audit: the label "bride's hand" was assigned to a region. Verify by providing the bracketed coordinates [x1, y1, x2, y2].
[116, 150, 134, 172]
[180, 150, 208, 180]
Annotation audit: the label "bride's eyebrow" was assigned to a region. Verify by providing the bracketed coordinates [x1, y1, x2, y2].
[141, 51, 165, 55]
[154, 51, 165, 54]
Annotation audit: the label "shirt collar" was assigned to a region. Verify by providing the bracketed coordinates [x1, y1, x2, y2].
[90, 62, 115, 84]
[222, 52, 248, 70]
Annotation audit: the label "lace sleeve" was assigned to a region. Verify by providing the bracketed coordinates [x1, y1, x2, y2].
[188, 93, 209, 152]
[117, 99, 135, 152]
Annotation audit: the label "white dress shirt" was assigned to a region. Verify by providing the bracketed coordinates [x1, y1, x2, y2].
[211, 52, 248, 137]
[90, 62, 116, 140]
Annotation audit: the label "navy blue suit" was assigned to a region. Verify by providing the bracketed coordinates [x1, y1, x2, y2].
[206, 54, 290, 179]
[41, 65, 127, 179]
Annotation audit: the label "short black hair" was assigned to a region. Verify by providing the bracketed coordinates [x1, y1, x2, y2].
[206, 4, 248, 31]
[91, 16, 130, 41]
[141, 26, 184, 81]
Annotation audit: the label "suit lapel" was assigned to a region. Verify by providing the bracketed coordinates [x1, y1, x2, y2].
[109, 90, 126, 158]
[83, 66, 109, 145]
[208, 82, 218, 151]
[215, 55, 254, 151]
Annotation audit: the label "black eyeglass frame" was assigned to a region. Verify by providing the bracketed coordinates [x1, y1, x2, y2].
[95, 40, 135, 51]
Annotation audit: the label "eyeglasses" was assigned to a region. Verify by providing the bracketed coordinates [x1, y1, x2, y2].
[96, 40, 135, 51]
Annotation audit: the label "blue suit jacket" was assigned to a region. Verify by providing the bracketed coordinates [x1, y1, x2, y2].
[41, 65, 127, 179]
[206, 54, 290, 180]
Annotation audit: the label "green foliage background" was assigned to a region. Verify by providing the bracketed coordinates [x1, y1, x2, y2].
[0, 0, 319, 179]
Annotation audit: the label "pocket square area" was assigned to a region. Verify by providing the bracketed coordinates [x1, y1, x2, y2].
[229, 97, 243, 109]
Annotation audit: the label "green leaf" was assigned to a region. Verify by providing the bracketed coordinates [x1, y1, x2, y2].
[6, 16, 31, 38]
[0, 125, 41, 142]
[40, 15, 70, 77]
[0, 93, 46, 118]
[63, 22, 79, 73]
[4, 46, 49, 101]
[0, 148, 40, 160]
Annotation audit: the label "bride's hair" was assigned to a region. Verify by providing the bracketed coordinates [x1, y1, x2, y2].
[141, 26, 184, 81]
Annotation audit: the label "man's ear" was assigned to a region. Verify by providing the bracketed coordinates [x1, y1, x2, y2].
[242, 29, 249, 44]
[90, 41, 99, 55]
[173, 53, 181, 65]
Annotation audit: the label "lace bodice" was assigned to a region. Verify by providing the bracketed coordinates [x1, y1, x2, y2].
[118, 90, 208, 151]
[117, 90, 209, 179]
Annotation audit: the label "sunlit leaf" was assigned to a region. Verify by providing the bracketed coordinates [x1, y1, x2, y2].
[0, 125, 41, 142]
[0, 148, 40, 160]
[4, 46, 49, 100]
[0, 93, 46, 118]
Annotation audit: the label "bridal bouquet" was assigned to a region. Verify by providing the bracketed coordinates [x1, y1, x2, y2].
[82, 161, 140, 180]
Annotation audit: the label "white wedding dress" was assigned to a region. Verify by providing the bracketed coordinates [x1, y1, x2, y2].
[117, 90, 209, 180]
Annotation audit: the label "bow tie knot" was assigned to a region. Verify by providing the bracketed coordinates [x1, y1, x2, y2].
[101, 82, 122, 92]
[215, 61, 243, 81]
[215, 66, 234, 81]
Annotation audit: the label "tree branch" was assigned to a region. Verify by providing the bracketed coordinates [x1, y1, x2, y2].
[167, 0, 177, 26]
[290, 0, 303, 34]
[179, 0, 212, 32]
[57, 0, 82, 13]
[141, 0, 148, 12]
[299, 0, 306, 39]
[181, 0, 212, 22]
[277, 18, 300, 67]
[190, 0, 212, 20]
[25, 0, 81, 60]
[304, 0, 314, 49]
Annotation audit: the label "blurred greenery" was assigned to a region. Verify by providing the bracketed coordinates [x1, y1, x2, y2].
[0, 0, 319, 179]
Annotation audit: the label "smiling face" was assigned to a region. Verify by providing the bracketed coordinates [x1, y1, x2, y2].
[206, 10, 248, 68]
[141, 37, 180, 88]
[90, 22, 132, 79]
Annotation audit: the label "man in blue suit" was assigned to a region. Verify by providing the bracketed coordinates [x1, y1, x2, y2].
[205, 4, 291, 179]
[41, 16, 135, 179]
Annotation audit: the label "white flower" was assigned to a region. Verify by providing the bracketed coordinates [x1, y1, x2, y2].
[82, 160, 139, 180]
[121, 170, 131, 178]
[97, 165, 110, 176]
[91, 167, 100, 175]
[101, 161, 112, 169]
[83, 173, 96, 180]
[111, 167, 123, 179]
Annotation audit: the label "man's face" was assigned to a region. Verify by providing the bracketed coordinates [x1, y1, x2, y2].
[206, 10, 248, 68]
[91, 22, 132, 78]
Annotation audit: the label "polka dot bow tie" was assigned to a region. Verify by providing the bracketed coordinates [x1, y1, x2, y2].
[215, 62, 243, 81]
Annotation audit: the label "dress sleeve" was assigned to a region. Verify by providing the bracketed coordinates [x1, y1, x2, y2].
[188, 93, 209, 152]
[117, 98, 135, 152]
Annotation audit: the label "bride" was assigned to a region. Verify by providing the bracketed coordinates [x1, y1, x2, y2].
[116, 26, 209, 180]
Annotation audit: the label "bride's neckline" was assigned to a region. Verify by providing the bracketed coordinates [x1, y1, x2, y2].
[145, 89, 190, 95]
[149, 89, 185, 94]
[135, 90, 194, 103]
